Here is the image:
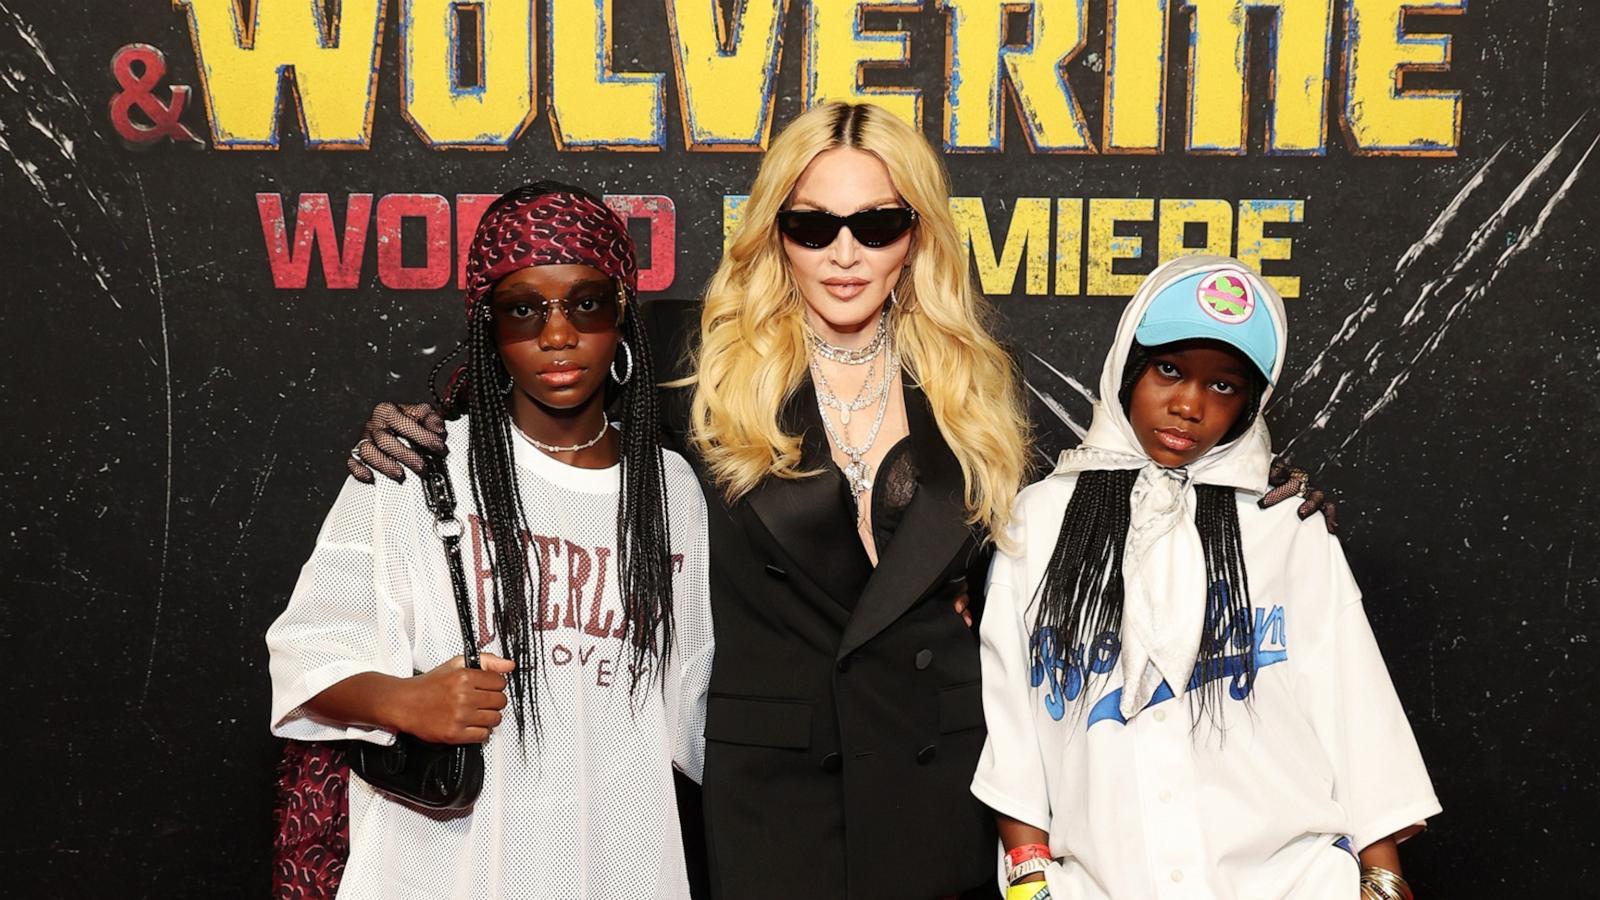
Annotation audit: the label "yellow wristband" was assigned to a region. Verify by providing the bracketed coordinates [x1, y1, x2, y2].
[1006, 880, 1050, 900]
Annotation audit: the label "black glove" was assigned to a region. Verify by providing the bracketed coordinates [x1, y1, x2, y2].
[1259, 457, 1339, 534]
[346, 402, 449, 484]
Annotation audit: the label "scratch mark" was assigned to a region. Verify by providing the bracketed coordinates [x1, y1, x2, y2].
[1541, 0, 1557, 116]
[1026, 382, 1087, 439]
[136, 174, 172, 707]
[1281, 114, 1597, 462]
[1395, 142, 1506, 275]
[0, 1, 124, 306]
[1507, 130, 1599, 258]
[0, 125, 117, 303]
[1028, 352, 1097, 404]
[1023, 352, 1096, 439]
[225, 448, 281, 573]
[0, 1, 96, 126]
[1564, 542, 1575, 610]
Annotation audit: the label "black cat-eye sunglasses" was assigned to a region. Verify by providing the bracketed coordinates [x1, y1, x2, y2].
[776, 207, 918, 249]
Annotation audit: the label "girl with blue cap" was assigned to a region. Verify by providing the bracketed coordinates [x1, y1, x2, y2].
[972, 255, 1438, 900]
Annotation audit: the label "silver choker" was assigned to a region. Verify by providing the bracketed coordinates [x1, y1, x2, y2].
[806, 309, 888, 365]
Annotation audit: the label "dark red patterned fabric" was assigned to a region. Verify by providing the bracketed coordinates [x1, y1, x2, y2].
[463, 189, 638, 314]
[271, 740, 349, 899]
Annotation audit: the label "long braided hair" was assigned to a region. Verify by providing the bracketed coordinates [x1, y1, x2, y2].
[428, 182, 675, 738]
[1030, 342, 1266, 726]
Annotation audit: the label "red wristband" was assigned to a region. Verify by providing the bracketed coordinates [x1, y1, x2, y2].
[1006, 844, 1052, 868]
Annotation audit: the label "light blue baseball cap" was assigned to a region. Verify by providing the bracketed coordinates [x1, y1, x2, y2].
[1133, 264, 1278, 382]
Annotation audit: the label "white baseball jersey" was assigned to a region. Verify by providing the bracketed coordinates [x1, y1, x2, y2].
[267, 421, 713, 900]
[972, 474, 1440, 900]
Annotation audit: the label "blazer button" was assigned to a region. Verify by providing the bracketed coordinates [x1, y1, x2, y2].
[764, 563, 787, 580]
[820, 752, 842, 773]
[914, 649, 934, 670]
[916, 744, 937, 765]
[837, 656, 853, 673]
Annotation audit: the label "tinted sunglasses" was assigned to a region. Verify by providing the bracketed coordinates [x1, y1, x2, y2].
[776, 207, 918, 249]
[492, 287, 624, 333]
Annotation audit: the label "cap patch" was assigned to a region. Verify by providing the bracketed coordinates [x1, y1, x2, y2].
[1197, 269, 1256, 325]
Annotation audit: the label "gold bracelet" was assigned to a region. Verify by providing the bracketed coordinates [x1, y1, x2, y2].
[1359, 866, 1414, 900]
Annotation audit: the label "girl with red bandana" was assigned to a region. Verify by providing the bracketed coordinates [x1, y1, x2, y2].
[266, 183, 713, 899]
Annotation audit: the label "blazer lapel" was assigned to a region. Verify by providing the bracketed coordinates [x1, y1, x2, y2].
[837, 376, 976, 660]
[744, 379, 875, 608]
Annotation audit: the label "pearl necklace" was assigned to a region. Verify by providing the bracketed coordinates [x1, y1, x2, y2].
[513, 418, 612, 454]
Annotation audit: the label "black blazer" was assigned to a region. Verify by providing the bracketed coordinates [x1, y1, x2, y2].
[658, 355, 997, 898]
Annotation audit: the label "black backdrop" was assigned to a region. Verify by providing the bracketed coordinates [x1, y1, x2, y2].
[2, 0, 1597, 895]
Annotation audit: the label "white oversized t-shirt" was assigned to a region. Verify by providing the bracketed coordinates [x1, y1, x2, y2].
[972, 473, 1440, 900]
[267, 421, 713, 900]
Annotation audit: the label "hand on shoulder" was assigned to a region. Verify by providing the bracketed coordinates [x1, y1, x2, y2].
[1258, 457, 1338, 533]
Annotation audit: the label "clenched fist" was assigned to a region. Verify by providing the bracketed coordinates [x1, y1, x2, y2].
[391, 653, 516, 744]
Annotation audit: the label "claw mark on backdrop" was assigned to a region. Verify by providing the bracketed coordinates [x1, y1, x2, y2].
[1280, 114, 1598, 465]
[136, 173, 173, 708]
[0, 0, 130, 307]
[1540, 0, 1558, 116]
[1025, 352, 1096, 465]
[0, 0, 96, 122]
[1022, 116, 1598, 471]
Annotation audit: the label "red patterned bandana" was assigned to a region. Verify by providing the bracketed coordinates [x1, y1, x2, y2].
[463, 188, 638, 313]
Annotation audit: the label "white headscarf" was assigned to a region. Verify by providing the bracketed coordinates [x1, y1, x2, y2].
[1051, 255, 1288, 718]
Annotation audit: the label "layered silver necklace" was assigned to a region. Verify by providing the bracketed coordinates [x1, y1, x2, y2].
[809, 313, 897, 507]
[807, 307, 888, 365]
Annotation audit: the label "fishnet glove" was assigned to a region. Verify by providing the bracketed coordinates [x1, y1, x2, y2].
[345, 402, 448, 484]
[1259, 457, 1339, 534]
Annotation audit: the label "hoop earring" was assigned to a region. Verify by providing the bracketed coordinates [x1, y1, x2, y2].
[610, 340, 634, 385]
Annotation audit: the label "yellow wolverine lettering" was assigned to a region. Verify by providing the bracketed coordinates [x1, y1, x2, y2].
[177, 1, 1462, 155]
[549, 0, 666, 149]
[1185, 0, 1334, 155]
[1103, 0, 1169, 153]
[665, 0, 788, 150]
[175, 0, 386, 149]
[942, 0, 1094, 152]
[400, 0, 536, 148]
[1342, 0, 1465, 155]
[804, 0, 922, 127]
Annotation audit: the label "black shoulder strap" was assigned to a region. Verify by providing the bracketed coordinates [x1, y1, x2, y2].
[418, 453, 482, 670]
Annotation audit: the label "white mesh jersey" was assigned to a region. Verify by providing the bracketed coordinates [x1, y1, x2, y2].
[973, 475, 1440, 900]
[267, 421, 713, 900]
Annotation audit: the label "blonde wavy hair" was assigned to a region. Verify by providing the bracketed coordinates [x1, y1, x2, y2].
[686, 101, 1029, 538]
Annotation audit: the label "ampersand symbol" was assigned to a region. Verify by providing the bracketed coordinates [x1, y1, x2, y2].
[109, 43, 203, 146]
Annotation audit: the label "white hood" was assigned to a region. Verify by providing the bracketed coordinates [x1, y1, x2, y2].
[1050, 255, 1288, 718]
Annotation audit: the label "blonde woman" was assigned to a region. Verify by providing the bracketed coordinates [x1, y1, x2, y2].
[674, 100, 1028, 897]
[352, 102, 1025, 897]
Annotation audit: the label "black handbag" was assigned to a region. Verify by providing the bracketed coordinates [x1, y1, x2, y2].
[345, 454, 486, 810]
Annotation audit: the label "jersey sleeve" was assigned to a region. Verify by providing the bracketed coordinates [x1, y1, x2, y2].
[265, 476, 421, 745]
[970, 503, 1054, 832]
[1309, 539, 1442, 851]
[665, 460, 714, 784]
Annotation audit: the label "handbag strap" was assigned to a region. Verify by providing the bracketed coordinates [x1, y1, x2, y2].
[418, 453, 481, 670]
